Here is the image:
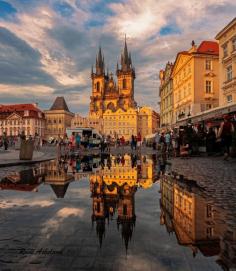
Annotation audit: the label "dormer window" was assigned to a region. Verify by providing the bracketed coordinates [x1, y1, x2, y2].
[24, 110, 29, 116]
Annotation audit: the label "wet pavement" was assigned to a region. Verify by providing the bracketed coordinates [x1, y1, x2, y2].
[0, 154, 235, 271]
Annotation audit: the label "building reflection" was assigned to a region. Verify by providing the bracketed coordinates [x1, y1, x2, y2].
[44, 160, 75, 198]
[90, 154, 157, 251]
[0, 166, 46, 192]
[160, 175, 236, 270]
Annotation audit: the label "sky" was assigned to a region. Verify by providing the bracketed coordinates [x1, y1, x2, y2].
[0, 0, 235, 115]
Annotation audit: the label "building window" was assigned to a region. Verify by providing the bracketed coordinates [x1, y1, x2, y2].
[206, 81, 212, 93]
[205, 59, 212, 70]
[227, 94, 232, 103]
[232, 38, 236, 51]
[223, 44, 228, 58]
[123, 78, 127, 89]
[206, 204, 213, 218]
[206, 104, 212, 110]
[226, 65, 232, 81]
[206, 227, 213, 238]
[96, 82, 100, 91]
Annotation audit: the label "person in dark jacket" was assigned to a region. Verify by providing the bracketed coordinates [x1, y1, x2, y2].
[206, 127, 216, 155]
[218, 115, 234, 160]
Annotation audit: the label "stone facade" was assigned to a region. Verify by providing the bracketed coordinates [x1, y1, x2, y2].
[215, 17, 236, 106]
[90, 38, 136, 117]
[172, 41, 219, 124]
[0, 103, 46, 137]
[159, 62, 174, 128]
[71, 113, 103, 134]
[44, 97, 74, 139]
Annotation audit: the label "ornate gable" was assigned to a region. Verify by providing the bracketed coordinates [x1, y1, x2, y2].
[172, 53, 191, 76]
[6, 112, 22, 120]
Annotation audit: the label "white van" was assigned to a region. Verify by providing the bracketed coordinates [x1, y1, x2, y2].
[66, 128, 102, 148]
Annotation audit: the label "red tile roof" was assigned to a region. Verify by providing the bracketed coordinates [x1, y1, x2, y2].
[197, 41, 219, 55]
[0, 103, 45, 119]
[0, 103, 41, 112]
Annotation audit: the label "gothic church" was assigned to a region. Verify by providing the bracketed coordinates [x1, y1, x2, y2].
[90, 38, 137, 117]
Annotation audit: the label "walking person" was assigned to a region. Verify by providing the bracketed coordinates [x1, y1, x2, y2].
[206, 127, 216, 156]
[218, 115, 234, 160]
[131, 135, 135, 150]
[2, 132, 8, 151]
[165, 130, 171, 158]
[75, 133, 81, 150]
[137, 132, 142, 151]
[69, 132, 76, 153]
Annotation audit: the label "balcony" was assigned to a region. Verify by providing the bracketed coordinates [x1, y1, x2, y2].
[223, 77, 236, 91]
[204, 92, 215, 100]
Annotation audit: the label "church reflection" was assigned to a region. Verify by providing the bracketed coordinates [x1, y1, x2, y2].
[160, 175, 236, 270]
[90, 154, 157, 251]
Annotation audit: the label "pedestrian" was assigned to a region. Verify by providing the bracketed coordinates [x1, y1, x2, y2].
[137, 132, 142, 150]
[206, 127, 216, 156]
[63, 133, 69, 158]
[2, 132, 8, 151]
[218, 115, 234, 160]
[131, 135, 135, 150]
[165, 130, 171, 158]
[75, 133, 81, 150]
[69, 132, 76, 153]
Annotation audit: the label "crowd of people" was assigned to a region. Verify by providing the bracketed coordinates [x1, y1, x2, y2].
[0, 132, 43, 151]
[153, 115, 235, 161]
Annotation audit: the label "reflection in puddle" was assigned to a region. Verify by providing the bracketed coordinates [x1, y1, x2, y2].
[160, 175, 236, 270]
[0, 154, 235, 270]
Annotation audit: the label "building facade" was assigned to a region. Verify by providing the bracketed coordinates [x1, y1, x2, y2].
[137, 107, 159, 138]
[90, 39, 136, 118]
[215, 17, 236, 106]
[0, 103, 46, 137]
[103, 107, 159, 140]
[71, 113, 103, 134]
[159, 62, 173, 128]
[44, 97, 74, 139]
[103, 108, 138, 140]
[172, 41, 219, 123]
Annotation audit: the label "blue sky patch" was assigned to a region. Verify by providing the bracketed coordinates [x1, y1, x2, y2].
[160, 24, 181, 36]
[0, 1, 17, 19]
[53, 2, 74, 17]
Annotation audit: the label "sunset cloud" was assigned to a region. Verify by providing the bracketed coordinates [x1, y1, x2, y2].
[0, 0, 235, 113]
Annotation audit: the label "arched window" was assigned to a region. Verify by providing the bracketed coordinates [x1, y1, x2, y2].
[96, 82, 100, 91]
[123, 79, 127, 89]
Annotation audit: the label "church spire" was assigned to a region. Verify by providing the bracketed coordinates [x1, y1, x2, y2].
[95, 46, 105, 75]
[121, 35, 132, 72]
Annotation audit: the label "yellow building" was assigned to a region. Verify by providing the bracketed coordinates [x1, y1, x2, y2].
[138, 106, 159, 138]
[160, 176, 223, 257]
[215, 17, 236, 106]
[159, 62, 173, 128]
[172, 41, 219, 123]
[71, 113, 103, 134]
[44, 96, 74, 139]
[103, 106, 159, 140]
[103, 108, 137, 140]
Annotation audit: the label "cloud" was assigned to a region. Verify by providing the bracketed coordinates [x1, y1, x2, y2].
[0, 0, 236, 114]
[41, 207, 84, 238]
[0, 27, 57, 85]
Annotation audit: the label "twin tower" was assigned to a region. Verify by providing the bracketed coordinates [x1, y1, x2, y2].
[90, 38, 137, 117]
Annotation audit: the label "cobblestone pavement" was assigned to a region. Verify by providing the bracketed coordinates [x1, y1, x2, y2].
[170, 156, 236, 219]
